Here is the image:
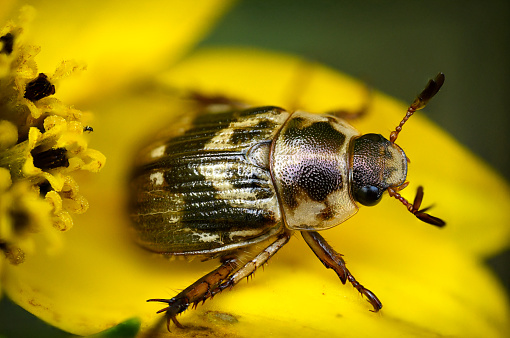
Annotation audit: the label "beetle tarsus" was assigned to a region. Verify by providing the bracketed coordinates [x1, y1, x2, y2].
[146, 297, 187, 330]
[347, 275, 382, 312]
[301, 231, 382, 312]
[147, 297, 189, 315]
[147, 257, 238, 330]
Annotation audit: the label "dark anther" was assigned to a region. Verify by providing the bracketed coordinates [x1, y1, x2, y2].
[83, 126, 94, 133]
[24, 73, 56, 101]
[38, 181, 53, 197]
[31, 147, 69, 170]
[10, 210, 30, 233]
[0, 242, 25, 265]
[0, 33, 14, 55]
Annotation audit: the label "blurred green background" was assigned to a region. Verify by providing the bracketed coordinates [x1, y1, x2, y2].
[1, 0, 508, 336]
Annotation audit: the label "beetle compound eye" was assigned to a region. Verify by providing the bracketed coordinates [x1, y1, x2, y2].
[354, 185, 382, 206]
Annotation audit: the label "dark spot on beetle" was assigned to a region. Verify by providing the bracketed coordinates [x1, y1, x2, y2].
[254, 120, 273, 130]
[296, 163, 343, 203]
[286, 116, 304, 130]
[230, 120, 275, 146]
[0, 33, 14, 54]
[38, 180, 53, 197]
[383, 146, 394, 160]
[230, 128, 253, 145]
[83, 126, 94, 133]
[318, 203, 336, 221]
[24, 73, 55, 101]
[156, 159, 212, 194]
[281, 184, 299, 209]
[31, 147, 69, 170]
[283, 120, 346, 151]
[278, 118, 346, 208]
[182, 200, 277, 232]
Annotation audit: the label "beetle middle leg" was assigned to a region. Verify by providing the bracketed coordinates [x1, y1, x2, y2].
[301, 231, 382, 312]
[149, 231, 291, 329]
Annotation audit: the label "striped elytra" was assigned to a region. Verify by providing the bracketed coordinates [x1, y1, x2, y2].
[130, 106, 289, 254]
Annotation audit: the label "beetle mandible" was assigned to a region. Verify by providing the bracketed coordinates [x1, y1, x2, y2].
[129, 73, 446, 329]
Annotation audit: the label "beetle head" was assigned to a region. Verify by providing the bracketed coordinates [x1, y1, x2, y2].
[350, 133, 407, 206]
[351, 73, 446, 227]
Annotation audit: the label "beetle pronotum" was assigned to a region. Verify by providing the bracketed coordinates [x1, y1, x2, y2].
[129, 73, 446, 329]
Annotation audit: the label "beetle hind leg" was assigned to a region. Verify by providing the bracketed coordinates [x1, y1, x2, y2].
[301, 231, 382, 312]
[210, 232, 291, 296]
[147, 256, 240, 330]
[149, 231, 292, 330]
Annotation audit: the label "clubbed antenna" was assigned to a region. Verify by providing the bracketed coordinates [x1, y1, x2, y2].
[390, 73, 445, 144]
[388, 185, 446, 227]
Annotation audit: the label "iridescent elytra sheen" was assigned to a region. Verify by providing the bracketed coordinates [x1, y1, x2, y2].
[129, 73, 446, 330]
[130, 106, 289, 254]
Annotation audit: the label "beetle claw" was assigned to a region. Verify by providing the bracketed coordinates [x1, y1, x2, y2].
[167, 315, 184, 330]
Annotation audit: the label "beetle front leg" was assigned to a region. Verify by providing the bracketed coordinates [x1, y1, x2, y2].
[147, 256, 240, 330]
[301, 231, 382, 312]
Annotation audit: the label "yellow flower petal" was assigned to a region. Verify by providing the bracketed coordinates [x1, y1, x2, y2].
[0, 120, 17, 150]
[19, 0, 235, 104]
[4, 48, 509, 337]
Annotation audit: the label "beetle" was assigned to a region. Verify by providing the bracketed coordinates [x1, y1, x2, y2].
[129, 73, 446, 329]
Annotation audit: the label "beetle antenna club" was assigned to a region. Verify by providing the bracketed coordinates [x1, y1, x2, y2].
[390, 73, 445, 144]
